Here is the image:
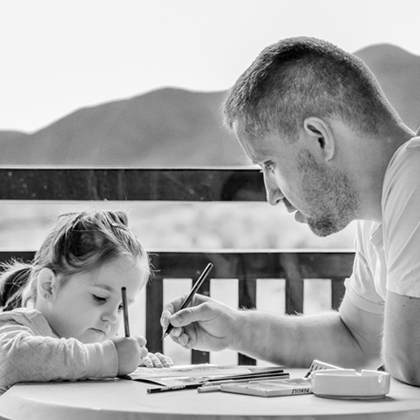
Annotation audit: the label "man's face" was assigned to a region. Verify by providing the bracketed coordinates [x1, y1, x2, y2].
[234, 123, 360, 237]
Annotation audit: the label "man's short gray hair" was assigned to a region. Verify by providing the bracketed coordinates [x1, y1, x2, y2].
[223, 36, 401, 141]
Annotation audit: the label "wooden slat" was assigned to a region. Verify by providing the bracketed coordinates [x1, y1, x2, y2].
[0, 250, 355, 279]
[0, 168, 265, 201]
[148, 251, 355, 280]
[141, 251, 355, 357]
[0, 251, 35, 263]
[331, 277, 346, 310]
[238, 279, 258, 365]
[191, 279, 211, 364]
[281, 254, 304, 314]
[146, 276, 164, 352]
[0, 248, 354, 364]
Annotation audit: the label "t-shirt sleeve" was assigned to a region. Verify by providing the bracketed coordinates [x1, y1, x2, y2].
[382, 140, 420, 297]
[344, 221, 385, 314]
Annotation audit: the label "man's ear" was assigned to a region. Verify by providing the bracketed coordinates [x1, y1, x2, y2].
[37, 268, 57, 301]
[303, 117, 335, 161]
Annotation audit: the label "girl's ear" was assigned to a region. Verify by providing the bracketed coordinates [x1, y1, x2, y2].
[303, 117, 335, 161]
[37, 268, 57, 301]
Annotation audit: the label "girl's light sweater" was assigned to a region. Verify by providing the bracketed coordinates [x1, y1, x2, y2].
[0, 308, 118, 395]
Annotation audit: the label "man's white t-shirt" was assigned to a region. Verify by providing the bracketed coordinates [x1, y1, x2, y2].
[345, 137, 420, 314]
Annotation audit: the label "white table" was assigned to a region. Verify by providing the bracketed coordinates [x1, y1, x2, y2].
[1, 369, 420, 420]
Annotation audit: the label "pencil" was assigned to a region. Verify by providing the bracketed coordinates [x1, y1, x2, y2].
[147, 383, 201, 393]
[162, 262, 213, 339]
[147, 372, 290, 394]
[198, 373, 291, 393]
[121, 286, 130, 337]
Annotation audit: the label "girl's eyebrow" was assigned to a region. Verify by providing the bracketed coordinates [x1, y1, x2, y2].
[93, 284, 115, 293]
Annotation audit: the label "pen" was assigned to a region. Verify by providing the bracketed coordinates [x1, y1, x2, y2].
[162, 262, 213, 339]
[147, 372, 290, 394]
[201, 372, 289, 385]
[197, 374, 290, 393]
[121, 286, 130, 337]
[197, 385, 221, 393]
[147, 383, 201, 394]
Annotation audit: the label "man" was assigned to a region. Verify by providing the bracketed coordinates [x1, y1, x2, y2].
[161, 37, 420, 385]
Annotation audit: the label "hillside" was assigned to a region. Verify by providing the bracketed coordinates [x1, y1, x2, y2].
[0, 43, 419, 166]
[354, 44, 420, 131]
[0, 89, 248, 167]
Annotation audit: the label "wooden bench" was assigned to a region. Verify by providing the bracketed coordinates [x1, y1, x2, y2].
[0, 168, 355, 364]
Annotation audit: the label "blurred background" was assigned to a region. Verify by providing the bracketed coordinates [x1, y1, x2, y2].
[1, 0, 420, 364]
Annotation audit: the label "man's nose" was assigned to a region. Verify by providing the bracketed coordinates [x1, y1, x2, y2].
[264, 172, 283, 206]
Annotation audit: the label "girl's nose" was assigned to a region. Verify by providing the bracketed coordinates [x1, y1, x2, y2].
[101, 307, 119, 324]
[264, 172, 284, 206]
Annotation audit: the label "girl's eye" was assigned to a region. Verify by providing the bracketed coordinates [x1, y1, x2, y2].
[118, 304, 123, 311]
[93, 295, 107, 303]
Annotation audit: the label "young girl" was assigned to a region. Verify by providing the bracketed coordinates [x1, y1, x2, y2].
[0, 209, 172, 395]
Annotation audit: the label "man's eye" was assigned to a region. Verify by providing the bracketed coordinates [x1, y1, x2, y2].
[263, 162, 275, 174]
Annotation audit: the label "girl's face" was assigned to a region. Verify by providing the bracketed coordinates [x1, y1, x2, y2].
[44, 255, 147, 343]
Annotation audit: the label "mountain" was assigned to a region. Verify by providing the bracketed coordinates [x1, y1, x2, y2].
[0, 89, 248, 167]
[354, 44, 420, 131]
[0, 43, 419, 167]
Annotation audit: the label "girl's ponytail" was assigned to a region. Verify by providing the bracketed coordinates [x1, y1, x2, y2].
[0, 261, 32, 311]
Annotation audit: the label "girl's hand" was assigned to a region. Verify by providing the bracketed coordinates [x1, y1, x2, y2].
[140, 352, 173, 368]
[111, 336, 148, 376]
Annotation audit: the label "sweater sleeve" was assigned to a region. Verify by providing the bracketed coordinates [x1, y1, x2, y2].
[0, 319, 119, 391]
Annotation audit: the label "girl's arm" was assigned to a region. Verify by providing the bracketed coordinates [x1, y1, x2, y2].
[0, 322, 118, 391]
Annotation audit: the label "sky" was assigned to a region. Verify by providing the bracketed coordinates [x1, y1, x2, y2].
[1, 0, 420, 132]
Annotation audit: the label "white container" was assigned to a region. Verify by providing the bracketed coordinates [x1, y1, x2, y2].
[311, 369, 391, 399]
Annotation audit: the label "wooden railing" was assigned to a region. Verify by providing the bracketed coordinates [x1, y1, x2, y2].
[0, 168, 355, 365]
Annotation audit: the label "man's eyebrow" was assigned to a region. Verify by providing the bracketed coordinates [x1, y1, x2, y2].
[124, 295, 135, 305]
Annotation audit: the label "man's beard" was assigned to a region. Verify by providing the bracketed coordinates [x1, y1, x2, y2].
[308, 217, 340, 237]
[298, 151, 360, 237]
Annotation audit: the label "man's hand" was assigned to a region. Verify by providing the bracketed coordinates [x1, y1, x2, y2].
[161, 293, 240, 352]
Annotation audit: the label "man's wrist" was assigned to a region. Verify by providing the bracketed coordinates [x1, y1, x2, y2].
[228, 309, 257, 352]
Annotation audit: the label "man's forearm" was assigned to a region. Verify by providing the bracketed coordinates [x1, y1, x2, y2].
[231, 310, 376, 369]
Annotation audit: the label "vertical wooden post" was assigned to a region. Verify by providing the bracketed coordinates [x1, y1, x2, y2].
[280, 254, 304, 315]
[331, 278, 346, 310]
[191, 277, 211, 364]
[238, 278, 257, 365]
